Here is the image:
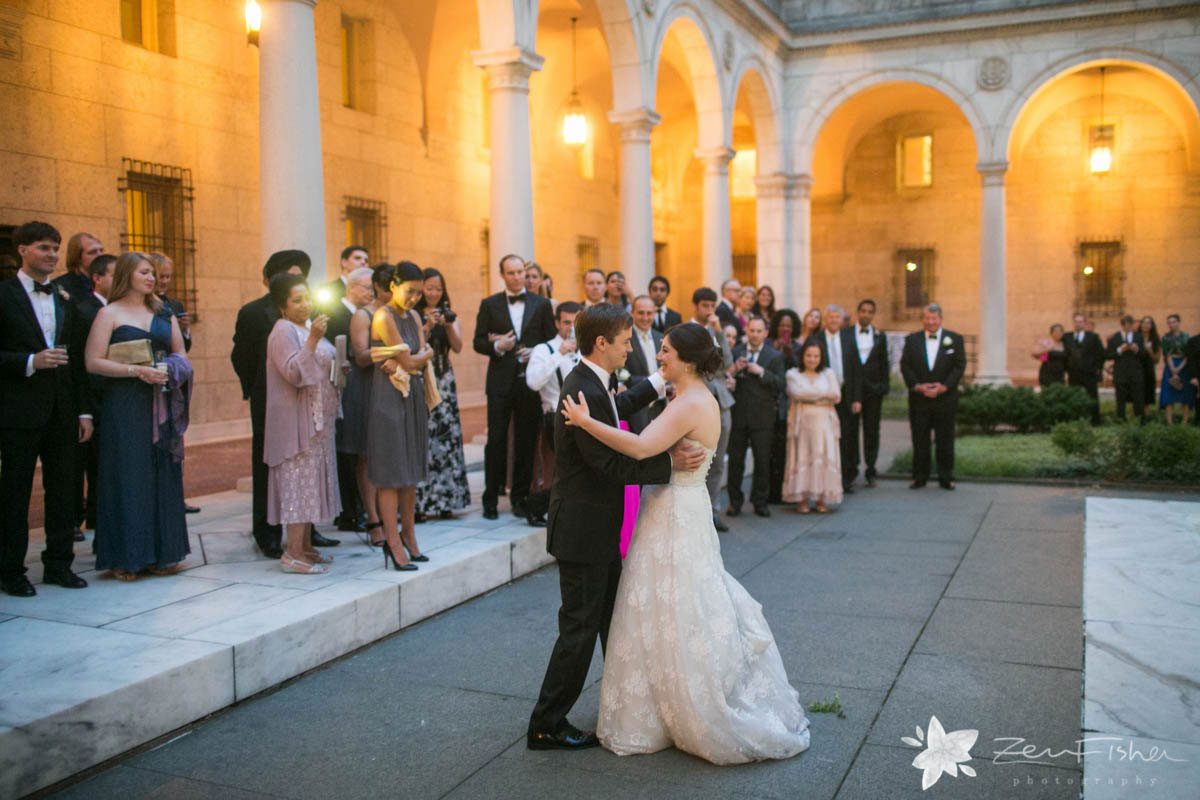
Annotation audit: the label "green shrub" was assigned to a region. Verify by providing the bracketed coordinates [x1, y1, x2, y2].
[1049, 420, 1200, 482]
[956, 383, 1093, 434]
[1050, 419, 1096, 458]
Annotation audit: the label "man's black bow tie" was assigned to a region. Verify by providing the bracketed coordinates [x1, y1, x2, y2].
[507, 293, 526, 305]
[32, 282, 55, 295]
[861, 327, 870, 334]
[608, 374, 618, 393]
[928, 334, 939, 340]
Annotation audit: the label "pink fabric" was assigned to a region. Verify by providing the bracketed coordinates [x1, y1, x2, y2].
[619, 420, 640, 560]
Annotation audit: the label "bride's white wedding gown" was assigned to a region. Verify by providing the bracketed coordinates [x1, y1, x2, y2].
[597, 439, 811, 764]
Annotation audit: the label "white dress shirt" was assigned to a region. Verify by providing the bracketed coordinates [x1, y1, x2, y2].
[340, 297, 356, 315]
[633, 326, 658, 374]
[1074, 330, 1084, 344]
[580, 356, 666, 422]
[95, 292, 108, 307]
[856, 325, 874, 365]
[493, 292, 526, 354]
[825, 329, 844, 384]
[925, 327, 943, 371]
[18, 270, 57, 377]
[526, 335, 579, 413]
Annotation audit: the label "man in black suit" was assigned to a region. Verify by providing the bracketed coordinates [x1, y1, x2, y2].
[845, 299, 890, 488]
[528, 303, 705, 750]
[322, 266, 375, 531]
[715, 278, 743, 336]
[900, 304, 967, 490]
[624, 295, 665, 433]
[231, 250, 313, 558]
[1064, 312, 1105, 425]
[1107, 315, 1148, 423]
[726, 317, 785, 517]
[473, 254, 556, 520]
[0, 221, 92, 597]
[1188, 331, 1200, 428]
[318, 245, 369, 305]
[68, 253, 116, 539]
[806, 305, 863, 493]
[647, 275, 682, 333]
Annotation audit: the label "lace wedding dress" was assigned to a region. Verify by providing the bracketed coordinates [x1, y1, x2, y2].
[597, 439, 811, 765]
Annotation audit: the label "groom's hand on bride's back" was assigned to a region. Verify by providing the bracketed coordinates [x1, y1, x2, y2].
[669, 440, 706, 471]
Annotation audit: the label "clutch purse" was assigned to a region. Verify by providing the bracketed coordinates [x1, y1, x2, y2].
[106, 339, 154, 365]
[423, 365, 442, 411]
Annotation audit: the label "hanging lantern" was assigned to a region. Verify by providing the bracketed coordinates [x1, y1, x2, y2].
[1089, 67, 1113, 175]
[245, 0, 262, 46]
[561, 17, 588, 147]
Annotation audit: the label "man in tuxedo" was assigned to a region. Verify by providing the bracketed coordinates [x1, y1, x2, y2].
[624, 296, 665, 433]
[648, 275, 682, 333]
[68, 253, 116, 540]
[846, 299, 890, 488]
[1107, 315, 1148, 423]
[581, 268, 606, 308]
[726, 317, 785, 518]
[54, 232, 104, 301]
[473, 254, 556, 520]
[528, 303, 704, 750]
[805, 305, 863, 493]
[319, 245, 369, 304]
[231, 250, 331, 557]
[715, 278, 743, 336]
[900, 304, 967, 490]
[690, 287, 736, 532]
[0, 221, 92, 597]
[324, 266, 374, 531]
[1064, 313, 1106, 425]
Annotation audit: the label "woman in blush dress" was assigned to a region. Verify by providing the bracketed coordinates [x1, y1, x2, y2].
[85, 252, 191, 581]
[414, 267, 470, 521]
[783, 341, 842, 514]
[263, 273, 341, 574]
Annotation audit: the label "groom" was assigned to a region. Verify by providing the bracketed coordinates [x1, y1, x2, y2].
[528, 303, 706, 750]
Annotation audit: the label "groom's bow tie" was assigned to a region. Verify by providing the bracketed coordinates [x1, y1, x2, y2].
[608, 374, 618, 393]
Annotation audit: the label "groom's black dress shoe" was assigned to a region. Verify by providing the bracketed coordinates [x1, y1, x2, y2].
[527, 725, 599, 751]
[43, 569, 88, 589]
[1, 576, 36, 597]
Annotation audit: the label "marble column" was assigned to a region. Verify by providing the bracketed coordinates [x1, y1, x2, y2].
[258, 0, 327, 281]
[788, 174, 814, 312]
[754, 173, 798, 311]
[977, 161, 1010, 385]
[695, 146, 736, 291]
[474, 47, 543, 294]
[608, 108, 660, 295]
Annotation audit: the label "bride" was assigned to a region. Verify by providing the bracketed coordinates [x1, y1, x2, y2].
[561, 322, 810, 765]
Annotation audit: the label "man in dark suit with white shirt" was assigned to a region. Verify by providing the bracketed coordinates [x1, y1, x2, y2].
[900, 303, 967, 490]
[624, 295, 664, 433]
[647, 275, 682, 334]
[473, 254, 556, 520]
[1106, 315, 1148, 423]
[319, 245, 369, 305]
[1064, 312, 1105, 425]
[726, 317, 785, 517]
[845, 299, 890, 488]
[715, 278, 743, 336]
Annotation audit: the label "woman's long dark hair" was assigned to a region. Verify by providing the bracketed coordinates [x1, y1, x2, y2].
[768, 308, 801, 342]
[1140, 316, 1160, 352]
[665, 322, 724, 379]
[752, 285, 776, 320]
[414, 267, 451, 313]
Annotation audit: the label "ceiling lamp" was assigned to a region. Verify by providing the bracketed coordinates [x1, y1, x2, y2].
[562, 17, 588, 147]
[1089, 67, 1112, 174]
[245, 0, 262, 47]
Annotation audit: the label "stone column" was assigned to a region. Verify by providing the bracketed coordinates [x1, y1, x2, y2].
[608, 108, 660, 295]
[977, 161, 1010, 385]
[788, 174, 814, 312]
[695, 146, 736, 291]
[473, 47, 543, 294]
[258, 0, 327, 281]
[754, 173, 797, 309]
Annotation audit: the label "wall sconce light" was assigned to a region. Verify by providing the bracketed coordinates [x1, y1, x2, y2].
[246, 0, 262, 47]
[1082, 265, 1095, 276]
[561, 17, 588, 147]
[905, 261, 918, 272]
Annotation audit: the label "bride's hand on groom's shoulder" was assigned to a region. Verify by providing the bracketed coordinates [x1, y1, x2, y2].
[561, 391, 592, 427]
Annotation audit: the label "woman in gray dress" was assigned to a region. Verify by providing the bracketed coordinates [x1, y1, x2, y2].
[367, 261, 433, 571]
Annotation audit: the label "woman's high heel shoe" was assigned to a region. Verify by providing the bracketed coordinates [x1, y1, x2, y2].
[365, 521, 384, 547]
[382, 540, 418, 571]
[404, 543, 430, 563]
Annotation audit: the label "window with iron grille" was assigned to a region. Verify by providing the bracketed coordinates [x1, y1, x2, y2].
[119, 158, 196, 317]
[342, 197, 387, 261]
[894, 247, 935, 319]
[1075, 239, 1124, 318]
[576, 236, 600, 286]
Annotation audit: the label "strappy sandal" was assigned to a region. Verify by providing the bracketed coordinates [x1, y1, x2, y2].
[108, 569, 139, 582]
[303, 550, 334, 564]
[147, 562, 185, 576]
[795, 503, 812, 514]
[280, 554, 329, 574]
[814, 502, 830, 514]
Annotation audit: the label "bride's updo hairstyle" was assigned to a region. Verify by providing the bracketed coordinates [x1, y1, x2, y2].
[666, 322, 724, 380]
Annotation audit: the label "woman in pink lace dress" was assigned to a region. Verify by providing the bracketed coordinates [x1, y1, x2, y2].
[782, 341, 843, 513]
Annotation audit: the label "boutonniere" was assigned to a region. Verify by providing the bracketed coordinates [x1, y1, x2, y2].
[56, 286, 71, 302]
[942, 336, 952, 347]
[614, 368, 631, 385]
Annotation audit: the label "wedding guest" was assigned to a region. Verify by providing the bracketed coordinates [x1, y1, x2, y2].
[1188, 330, 1200, 427]
[1140, 315, 1161, 411]
[263, 274, 340, 575]
[542, 272, 555, 302]
[69, 253, 116, 541]
[752, 286, 777, 323]
[625, 295, 664, 434]
[582, 268, 606, 307]
[473, 255, 555, 520]
[344, 264, 395, 545]
[783, 342, 842, 513]
[605, 271, 630, 311]
[844, 299, 892, 489]
[900, 304, 966, 490]
[808, 305, 862, 494]
[1107, 315, 1147, 423]
[648, 275, 682, 333]
[1032, 324, 1067, 386]
[726, 317, 785, 518]
[320, 245, 369, 303]
[716, 279, 743, 335]
[231, 250, 312, 559]
[55, 231, 104, 300]
[369, 262, 434, 568]
[1160, 314, 1193, 424]
[723, 324, 739, 353]
[525, 301, 583, 524]
[0, 221, 92, 597]
[86, 252, 191, 580]
[690, 287, 735, 532]
[798, 307, 823, 345]
[414, 267, 470, 522]
[327, 266, 374, 532]
[767, 309, 802, 503]
[1064, 313, 1105, 425]
[148, 252, 192, 353]
[525, 261, 546, 297]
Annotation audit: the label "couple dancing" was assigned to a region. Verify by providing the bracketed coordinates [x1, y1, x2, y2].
[527, 304, 810, 765]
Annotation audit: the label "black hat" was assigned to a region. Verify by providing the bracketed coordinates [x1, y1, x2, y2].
[263, 249, 312, 280]
[394, 260, 423, 283]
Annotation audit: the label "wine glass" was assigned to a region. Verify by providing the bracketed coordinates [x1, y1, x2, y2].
[153, 349, 169, 392]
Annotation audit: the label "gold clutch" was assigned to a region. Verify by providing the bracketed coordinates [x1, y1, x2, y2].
[106, 339, 154, 365]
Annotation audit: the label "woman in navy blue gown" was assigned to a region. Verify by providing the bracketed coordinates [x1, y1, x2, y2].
[85, 252, 190, 581]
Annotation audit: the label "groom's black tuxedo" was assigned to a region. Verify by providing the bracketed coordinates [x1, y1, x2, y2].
[531, 359, 671, 737]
